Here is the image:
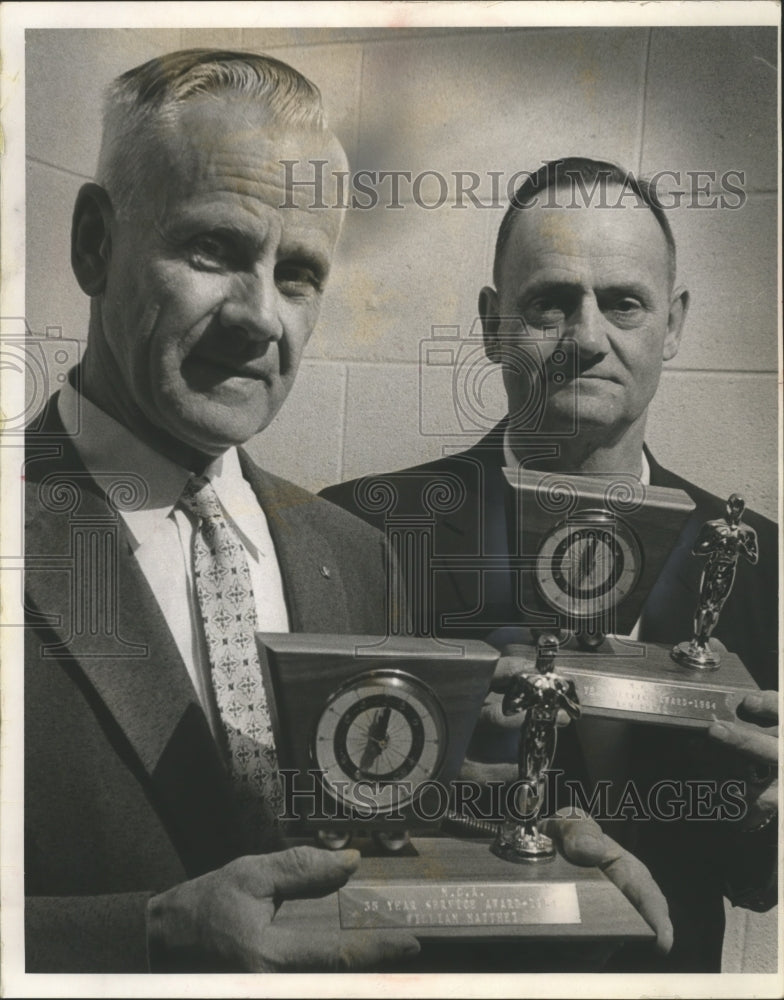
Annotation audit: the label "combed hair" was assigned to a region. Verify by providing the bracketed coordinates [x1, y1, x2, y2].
[96, 48, 328, 215]
[493, 157, 677, 288]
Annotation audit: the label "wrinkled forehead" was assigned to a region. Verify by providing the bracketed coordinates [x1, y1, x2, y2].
[500, 184, 672, 290]
[131, 96, 347, 233]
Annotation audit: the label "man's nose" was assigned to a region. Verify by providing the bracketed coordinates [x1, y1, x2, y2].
[218, 268, 283, 342]
[566, 296, 610, 361]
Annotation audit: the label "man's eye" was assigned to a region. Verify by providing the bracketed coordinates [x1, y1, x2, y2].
[608, 298, 645, 321]
[613, 298, 643, 312]
[275, 263, 322, 295]
[189, 236, 233, 267]
[526, 300, 566, 325]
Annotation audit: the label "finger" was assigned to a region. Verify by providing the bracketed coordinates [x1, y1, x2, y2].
[261, 927, 420, 972]
[600, 850, 673, 955]
[489, 654, 536, 692]
[752, 782, 779, 815]
[539, 813, 604, 866]
[260, 845, 360, 900]
[459, 758, 518, 784]
[737, 691, 779, 725]
[540, 816, 672, 955]
[477, 695, 529, 730]
[737, 780, 778, 833]
[708, 721, 778, 765]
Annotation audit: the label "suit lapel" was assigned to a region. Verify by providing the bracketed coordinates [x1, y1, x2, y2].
[424, 430, 515, 633]
[25, 412, 241, 869]
[238, 453, 350, 632]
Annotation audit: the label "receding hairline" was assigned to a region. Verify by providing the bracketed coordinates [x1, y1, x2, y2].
[495, 181, 674, 290]
[492, 159, 677, 291]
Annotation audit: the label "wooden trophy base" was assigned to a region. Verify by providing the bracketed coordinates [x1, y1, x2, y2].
[273, 835, 654, 968]
[553, 636, 758, 728]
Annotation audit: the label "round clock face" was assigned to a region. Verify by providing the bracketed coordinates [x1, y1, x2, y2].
[535, 510, 642, 619]
[312, 669, 447, 815]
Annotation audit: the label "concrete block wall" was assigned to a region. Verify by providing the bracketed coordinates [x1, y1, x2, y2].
[24, 26, 779, 972]
[25, 26, 779, 521]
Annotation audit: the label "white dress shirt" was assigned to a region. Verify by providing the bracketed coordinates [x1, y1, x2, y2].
[58, 381, 289, 741]
[502, 427, 651, 493]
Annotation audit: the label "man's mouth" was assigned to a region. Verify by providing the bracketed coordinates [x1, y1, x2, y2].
[573, 371, 620, 384]
[184, 353, 273, 385]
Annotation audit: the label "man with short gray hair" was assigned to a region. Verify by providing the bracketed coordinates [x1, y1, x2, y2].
[24, 47, 419, 974]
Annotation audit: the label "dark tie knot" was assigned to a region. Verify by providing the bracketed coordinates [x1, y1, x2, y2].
[180, 475, 223, 522]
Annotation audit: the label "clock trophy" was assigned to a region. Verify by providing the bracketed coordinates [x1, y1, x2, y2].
[504, 469, 761, 727]
[259, 632, 654, 955]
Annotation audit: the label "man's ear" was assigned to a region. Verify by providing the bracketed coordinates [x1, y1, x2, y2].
[71, 183, 114, 296]
[662, 285, 689, 361]
[479, 286, 502, 363]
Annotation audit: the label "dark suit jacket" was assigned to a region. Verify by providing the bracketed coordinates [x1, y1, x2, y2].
[24, 401, 393, 972]
[320, 423, 779, 972]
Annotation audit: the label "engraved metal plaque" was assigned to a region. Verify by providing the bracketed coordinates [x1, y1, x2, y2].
[273, 837, 655, 944]
[567, 670, 738, 723]
[339, 881, 581, 929]
[554, 638, 759, 728]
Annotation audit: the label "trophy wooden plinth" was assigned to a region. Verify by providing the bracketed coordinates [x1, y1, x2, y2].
[260, 633, 656, 965]
[553, 636, 758, 729]
[273, 835, 654, 959]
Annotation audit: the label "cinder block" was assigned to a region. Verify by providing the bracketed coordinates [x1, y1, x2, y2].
[642, 27, 778, 193]
[179, 28, 245, 50]
[340, 361, 498, 483]
[647, 371, 777, 522]
[241, 28, 484, 50]
[243, 361, 346, 495]
[25, 161, 89, 345]
[238, 41, 363, 167]
[722, 900, 748, 973]
[308, 201, 498, 364]
[357, 28, 647, 193]
[740, 906, 779, 972]
[666, 194, 778, 372]
[242, 28, 369, 50]
[26, 29, 181, 176]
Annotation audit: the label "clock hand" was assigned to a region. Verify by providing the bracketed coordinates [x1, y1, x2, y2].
[358, 707, 390, 773]
[578, 534, 598, 585]
[375, 706, 392, 744]
[358, 736, 382, 773]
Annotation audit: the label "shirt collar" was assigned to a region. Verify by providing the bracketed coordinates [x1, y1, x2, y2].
[502, 424, 651, 486]
[56, 379, 245, 549]
[206, 449, 263, 560]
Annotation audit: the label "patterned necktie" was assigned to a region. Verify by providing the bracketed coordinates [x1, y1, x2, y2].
[180, 475, 282, 828]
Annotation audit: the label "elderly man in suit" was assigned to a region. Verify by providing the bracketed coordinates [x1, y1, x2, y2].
[23, 46, 416, 975]
[321, 157, 778, 972]
[24, 58, 673, 975]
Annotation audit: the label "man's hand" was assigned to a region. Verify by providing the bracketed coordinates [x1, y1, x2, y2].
[539, 812, 673, 956]
[708, 690, 778, 832]
[460, 645, 572, 785]
[147, 845, 420, 972]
